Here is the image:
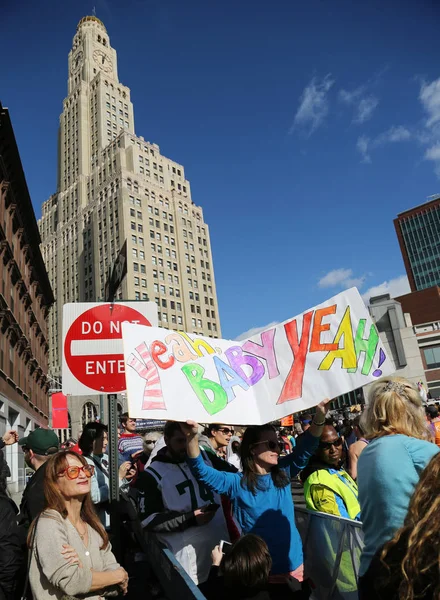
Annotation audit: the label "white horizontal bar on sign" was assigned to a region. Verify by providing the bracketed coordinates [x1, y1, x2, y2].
[70, 339, 123, 356]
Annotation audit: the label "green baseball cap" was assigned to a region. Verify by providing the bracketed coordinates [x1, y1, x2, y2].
[18, 428, 60, 455]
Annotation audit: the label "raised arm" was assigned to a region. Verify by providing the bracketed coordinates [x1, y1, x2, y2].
[182, 421, 240, 497]
[279, 398, 330, 476]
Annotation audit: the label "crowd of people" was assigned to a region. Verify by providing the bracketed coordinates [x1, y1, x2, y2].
[0, 380, 440, 600]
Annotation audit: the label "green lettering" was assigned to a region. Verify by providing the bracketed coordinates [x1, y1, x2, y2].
[181, 363, 227, 415]
[347, 319, 379, 375]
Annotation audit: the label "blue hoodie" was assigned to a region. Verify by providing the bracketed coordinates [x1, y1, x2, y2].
[187, 432, 318, 574]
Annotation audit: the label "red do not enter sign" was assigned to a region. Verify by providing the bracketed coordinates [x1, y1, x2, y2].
[64, 303, 153, 394]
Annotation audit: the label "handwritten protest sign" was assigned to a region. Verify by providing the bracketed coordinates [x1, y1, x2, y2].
[122, 288, 394, 424]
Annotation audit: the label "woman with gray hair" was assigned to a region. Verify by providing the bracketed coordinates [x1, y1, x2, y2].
[357, 376, 439, 599]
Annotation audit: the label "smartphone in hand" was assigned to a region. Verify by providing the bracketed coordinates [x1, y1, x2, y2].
[220, 540, 232, 554]
[203, 503, 220, 513]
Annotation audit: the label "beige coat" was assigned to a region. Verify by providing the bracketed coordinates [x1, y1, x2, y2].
[29, 509, 120, 600]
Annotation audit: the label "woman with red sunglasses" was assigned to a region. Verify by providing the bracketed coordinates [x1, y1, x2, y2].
[182, 398, 331, 592]
[27, 451, 128, 600]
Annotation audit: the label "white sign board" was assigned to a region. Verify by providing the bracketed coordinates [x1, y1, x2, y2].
[122, 288, 394, 424]
[63, 302, 158, 396]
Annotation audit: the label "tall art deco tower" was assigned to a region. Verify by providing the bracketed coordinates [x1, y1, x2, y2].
[39, 16, 222, 427]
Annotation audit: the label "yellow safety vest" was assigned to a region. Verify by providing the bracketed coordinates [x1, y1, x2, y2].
[303, 468, 360, 520]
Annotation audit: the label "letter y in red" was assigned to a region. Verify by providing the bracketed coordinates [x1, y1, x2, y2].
[277, 311, 313, 404]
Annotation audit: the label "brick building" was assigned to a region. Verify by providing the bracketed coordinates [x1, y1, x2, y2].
[394, 196, 440, 292]
[396, 286, 440, 326]
[0, 102, 54, 492]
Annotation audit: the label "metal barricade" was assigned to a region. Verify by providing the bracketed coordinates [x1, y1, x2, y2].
[295, 507, 364, 600]
[141, 508, 363, 600]
[142, 532, 207, 600]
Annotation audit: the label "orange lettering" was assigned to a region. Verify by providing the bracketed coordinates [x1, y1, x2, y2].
[310, 305, 338, 352]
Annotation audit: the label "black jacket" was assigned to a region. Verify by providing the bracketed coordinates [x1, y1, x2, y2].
[359, 530, 437, 600]
[0, 495, 23, 600]
[135, 447, 238, 534]
[17, 462, 47, 537]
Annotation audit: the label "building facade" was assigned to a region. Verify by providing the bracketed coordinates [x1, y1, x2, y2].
[0, 102, 54, 492]
[362, 294, 427, 402]
[38, 16, 222, 435]
[396, 286, 440, 327]
[394, 196, 440, 292]
[392, 286, 440, 399]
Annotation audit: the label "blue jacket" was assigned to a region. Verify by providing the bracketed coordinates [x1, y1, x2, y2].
[358, 434, 439, 576]
[187, 432, 318, 574]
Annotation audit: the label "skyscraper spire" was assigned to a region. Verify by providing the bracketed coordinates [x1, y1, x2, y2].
[38, 17, 221, 435]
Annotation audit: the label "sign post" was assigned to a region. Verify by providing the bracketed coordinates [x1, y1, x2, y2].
[62, 300, 157, 555]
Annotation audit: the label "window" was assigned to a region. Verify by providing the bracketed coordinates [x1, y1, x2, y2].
[138, 224, 143, 233]
[132, 248, 138, 257]
[154, 283, 159, 292]
[131, 222, 136, 230]
[178, 316, 183, 325]
[141, 265, 146, 274]
[142, 279, 147, 288]
[133, 262, 139, 272]
[130, 208, 135, 217]
[139, 250, 145, 259]
[134, 277, 140, 286]
[132, 234, 137, 244]
[424, 346, 440, 369]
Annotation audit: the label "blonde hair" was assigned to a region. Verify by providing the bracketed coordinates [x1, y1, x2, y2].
[360, 377, 429, 441]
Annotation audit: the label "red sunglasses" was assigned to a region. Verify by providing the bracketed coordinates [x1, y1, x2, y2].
[58, 465, 95, 480]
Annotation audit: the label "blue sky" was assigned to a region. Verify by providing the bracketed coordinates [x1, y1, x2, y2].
[2, 0, 440, 340]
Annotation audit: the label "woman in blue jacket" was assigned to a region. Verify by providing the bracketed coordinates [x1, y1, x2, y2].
[357, 377, 439, 599]
[182, 399, 329, 583]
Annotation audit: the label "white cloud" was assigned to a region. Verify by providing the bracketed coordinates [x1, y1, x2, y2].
[420, 78, 440, 128]
[356, 126, 411, 163]
[339, 88, 362, 104]
[236, 321, 280, 342]
[354, 96, 379, 124]
[291, 74, 335, 135]
[356, 135, 371, 163]
[425, 143, 440, 161]
[424, 143, 440, 178]
[418, 77, 440, 178]
[362, 275, 410, 304]
[318, 268, 365, 290]
[339, 85, 379, 124]
[377, 125, 411, 143]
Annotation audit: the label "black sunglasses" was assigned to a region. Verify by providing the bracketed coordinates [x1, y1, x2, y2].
[252, 440, 279, 451]
[217, 427, 234, 435]
[319, 438, 343, 451]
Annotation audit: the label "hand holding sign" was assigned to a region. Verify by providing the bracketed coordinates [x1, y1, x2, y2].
[181, 420, 199, 439]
